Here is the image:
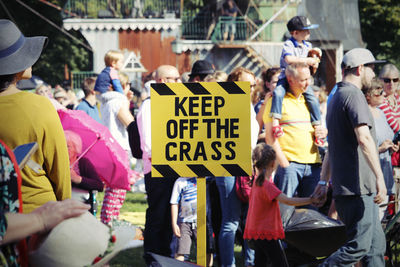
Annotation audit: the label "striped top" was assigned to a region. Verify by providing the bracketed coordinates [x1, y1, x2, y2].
[170, 177, 197, 223]
[378, 93, 400, 133]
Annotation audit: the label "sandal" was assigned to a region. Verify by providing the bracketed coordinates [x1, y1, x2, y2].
[272, 125, 284, 138]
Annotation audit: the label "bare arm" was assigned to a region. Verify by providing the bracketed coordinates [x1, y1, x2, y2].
[2, 199, 89, 245]
[171, 204, 180, 237]
[285, 55, 319, 66]
[256, 93, 272, 134]
[256, 104, 265, 134]
[312, 150, 330, 207]
[276, 193, 312, 206]
[265, 121, 290, 167]
[117, 105, 134, 127]
[354, 124, 386, 203]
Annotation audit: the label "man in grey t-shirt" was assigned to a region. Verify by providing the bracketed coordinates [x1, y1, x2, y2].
[314, 48, 387, 266]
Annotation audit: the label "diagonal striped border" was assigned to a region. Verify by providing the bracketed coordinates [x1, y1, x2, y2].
[151, 83, 176, 95]
[187, 164, 214, 177]
[152, 165, 180, 178]
[222, 164, 249, 176]
[184, 83, 211, 95]
[218, 82, 246, 94]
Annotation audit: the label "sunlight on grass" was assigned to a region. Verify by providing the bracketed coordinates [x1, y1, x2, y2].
[96, 191, 147, 225]
[119, 212, 146, 227]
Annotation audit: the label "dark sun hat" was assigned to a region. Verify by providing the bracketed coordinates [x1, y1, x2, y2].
[0, 19, 47, 75]
[189, 60, 215, 77]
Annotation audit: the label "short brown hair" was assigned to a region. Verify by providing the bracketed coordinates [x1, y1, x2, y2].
[363, 77, 383, 97]
[82, 77, 96, 97]
[204, 71, 228, 82]
[262, 67, 280, 92]
[104, 50, 124, 67]
[227, 67, 255, 82]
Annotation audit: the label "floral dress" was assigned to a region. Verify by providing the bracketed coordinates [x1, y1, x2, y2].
[0, 140, 22, 267]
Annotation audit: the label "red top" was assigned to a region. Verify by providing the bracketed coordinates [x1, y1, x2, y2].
[243, 179, 285, 240]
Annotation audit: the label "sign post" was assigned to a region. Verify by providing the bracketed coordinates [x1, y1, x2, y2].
[151, 81, 251, 266]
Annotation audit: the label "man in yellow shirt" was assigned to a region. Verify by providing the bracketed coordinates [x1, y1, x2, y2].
[263, 62, 326, 200]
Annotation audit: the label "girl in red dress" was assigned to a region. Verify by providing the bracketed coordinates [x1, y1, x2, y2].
[244, 143, 316, 266]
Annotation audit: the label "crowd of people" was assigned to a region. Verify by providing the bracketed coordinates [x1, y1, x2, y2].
[0, 10, 399, 267]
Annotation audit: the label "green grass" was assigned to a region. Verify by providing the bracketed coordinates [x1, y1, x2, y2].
[96, 191, 147, 227]
[96, 191, 244, 266]
[96, 191, 146, 266]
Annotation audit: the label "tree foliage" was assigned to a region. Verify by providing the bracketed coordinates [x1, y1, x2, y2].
[359, 0, 400, 66]
[0, 0, 91, 86]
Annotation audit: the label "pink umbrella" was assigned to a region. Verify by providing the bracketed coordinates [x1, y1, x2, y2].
[58, 109, 133, 190]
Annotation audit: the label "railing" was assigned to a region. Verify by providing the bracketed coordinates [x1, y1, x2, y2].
[71, 71, 98, 90]
[210, 16, 258, 43]
[63, 0, 180, 19]
[181, 11, 214, 40]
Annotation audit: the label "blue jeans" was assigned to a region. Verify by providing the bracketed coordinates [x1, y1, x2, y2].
[274, 162, 320, 208]
[216, 176, 255, 267]
[320, 194, 385, 266]
[270, 78, 321, 125]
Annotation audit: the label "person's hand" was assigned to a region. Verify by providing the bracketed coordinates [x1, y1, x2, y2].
[126, 89, 134, 102]
[314, 125, 328, 140]
[172, 223, 181, 237]
[374, 176, 387, 204]
[32, 199, 90, 233]
[279, 158, 290, 168]
[391, 141, 399, 153]
[307, 57, 320, 67]
[311, 184, 328, 207]
[70, 169, 82, 184]
[380, 139, 394, 152]
[264, 92, 272, 102]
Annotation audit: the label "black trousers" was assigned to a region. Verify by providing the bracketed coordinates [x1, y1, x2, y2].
[254, 239, 289, 267]
[143, 172, 177, 265]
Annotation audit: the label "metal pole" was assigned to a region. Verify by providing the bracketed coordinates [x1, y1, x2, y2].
[249, 0, 292, 41]
[180, 0, 183, 18]
[197, 177, 207, 266]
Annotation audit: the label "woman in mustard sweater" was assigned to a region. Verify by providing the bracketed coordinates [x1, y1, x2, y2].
[0, 19, 71, 213]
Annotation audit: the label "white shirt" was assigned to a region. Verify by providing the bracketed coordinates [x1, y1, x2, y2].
[137, 98, 152, 174]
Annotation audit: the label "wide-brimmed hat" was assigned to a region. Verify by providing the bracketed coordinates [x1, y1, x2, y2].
[341, 48, 385, 69]
[189, 60, 215, 77]
[0, 19, 47, 75]
[29, 212, 138, 267]
[287, 16, 319, 32]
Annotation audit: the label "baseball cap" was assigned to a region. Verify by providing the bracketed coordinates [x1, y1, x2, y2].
[341, 48, 385, 69]
[287, 16, 319, 32]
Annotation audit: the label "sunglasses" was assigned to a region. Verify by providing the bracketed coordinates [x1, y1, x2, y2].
[382, 78, 399, 83]
[372, 90, 384, 97]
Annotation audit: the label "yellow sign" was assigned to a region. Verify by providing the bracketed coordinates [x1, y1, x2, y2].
[151, 81, 251, 178]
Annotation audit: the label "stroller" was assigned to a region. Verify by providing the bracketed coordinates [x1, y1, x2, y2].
[280, 204, 347, 266]
[384, 205, 400, 267]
